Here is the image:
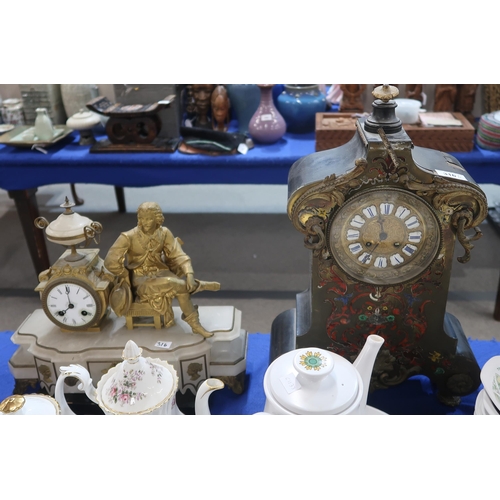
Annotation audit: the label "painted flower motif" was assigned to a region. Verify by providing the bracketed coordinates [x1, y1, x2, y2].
[492, 372, 500, 406]
[147, 360, 163, 384]
[106, 368, 147, 407]
[299, 351, 327, 371]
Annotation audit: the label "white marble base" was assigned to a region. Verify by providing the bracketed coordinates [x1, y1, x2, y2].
[9, 306, 247, 397]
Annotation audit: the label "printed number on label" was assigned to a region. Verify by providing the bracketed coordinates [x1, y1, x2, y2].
[435, 169, 467, 181]
[155, 341, 172, 349]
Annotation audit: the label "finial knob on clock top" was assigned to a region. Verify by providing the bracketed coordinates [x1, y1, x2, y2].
[372, 84, 399, 102]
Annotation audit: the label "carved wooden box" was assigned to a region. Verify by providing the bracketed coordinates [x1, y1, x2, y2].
[315, 112, 475, 152]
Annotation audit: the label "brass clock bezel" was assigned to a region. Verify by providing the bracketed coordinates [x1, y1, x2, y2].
[41, 277, 104, 331]
[327, 187, 443, 286]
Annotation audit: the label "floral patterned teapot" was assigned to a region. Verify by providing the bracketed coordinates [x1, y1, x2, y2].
[54, 340, 223, 415]
[260, 334, 385, 415]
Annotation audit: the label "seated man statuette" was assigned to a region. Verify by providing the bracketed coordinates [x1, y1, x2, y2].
[104, 201, 220, 338]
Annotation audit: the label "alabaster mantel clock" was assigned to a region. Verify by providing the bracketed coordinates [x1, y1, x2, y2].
[271, 85, 487, 404]
[34, 198, 114, 332]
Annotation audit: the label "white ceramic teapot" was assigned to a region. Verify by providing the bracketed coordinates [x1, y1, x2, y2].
[55, 340, 224, 415]
[260, 334, 385, 415]
[0, 394, 60, 415]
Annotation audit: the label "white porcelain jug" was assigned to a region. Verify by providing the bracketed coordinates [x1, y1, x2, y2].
[261, 334, 385, 415]
[55, 340, 224, 415]
[34, 107, 54, 141]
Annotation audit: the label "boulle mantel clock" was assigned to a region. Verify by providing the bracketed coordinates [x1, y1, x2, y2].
[271, 85, 488, 405]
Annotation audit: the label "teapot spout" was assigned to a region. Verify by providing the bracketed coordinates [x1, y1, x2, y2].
[353, 334, 384, 414]
[194, 378, 224, 415]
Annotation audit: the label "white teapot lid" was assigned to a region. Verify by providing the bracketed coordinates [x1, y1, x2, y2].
[0, 394, 60, 415]
[267, 347, 360, 415]
[66, 109, 101, 130]
[97, 340, 178, 415]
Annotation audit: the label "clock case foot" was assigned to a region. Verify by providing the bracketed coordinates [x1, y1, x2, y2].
[270, 300, 480, 407]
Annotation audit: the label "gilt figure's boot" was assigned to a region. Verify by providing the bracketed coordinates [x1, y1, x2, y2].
[192, 280, 221, 294]
[182, 306, 214, 338]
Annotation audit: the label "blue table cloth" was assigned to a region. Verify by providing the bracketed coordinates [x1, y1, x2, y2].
[1, 130, 500, 191]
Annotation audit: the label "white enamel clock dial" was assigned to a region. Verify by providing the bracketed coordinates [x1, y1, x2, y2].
[328, 188, 441, 285]
[42, 279, 102, 330]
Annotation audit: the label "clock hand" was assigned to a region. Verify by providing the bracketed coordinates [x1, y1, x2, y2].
[57, 306, 69, 316]
[362, 242, 379, 264]
[57, 287, 75, 316]
[65, 285, 73, 305]
[377, 216, 388, 241]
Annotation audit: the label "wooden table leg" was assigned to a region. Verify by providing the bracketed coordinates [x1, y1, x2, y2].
[494, 273, 500, 321]
[115, 186, 126, 213]
[8, 189, 50, 277]
[70, 183, 84, 206]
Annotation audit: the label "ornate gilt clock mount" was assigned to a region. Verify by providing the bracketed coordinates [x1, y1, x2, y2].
[272, 84, 487, 405]
[34, 198, 114, 332]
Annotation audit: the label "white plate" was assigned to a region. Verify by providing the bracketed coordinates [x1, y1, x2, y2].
[482, 390, 500, 415]
[365, 405, 388, 415]
[0, 123, 15, 134]
[474, 389, 486, 415]
[480, 356, 500, 412]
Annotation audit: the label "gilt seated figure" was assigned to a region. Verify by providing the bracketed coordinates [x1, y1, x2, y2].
[104, 202, 220, 338]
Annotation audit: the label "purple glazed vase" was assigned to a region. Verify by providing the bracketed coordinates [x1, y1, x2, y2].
[248, 84, 286, 144]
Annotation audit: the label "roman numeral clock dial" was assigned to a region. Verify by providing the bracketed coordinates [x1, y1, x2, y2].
[41, 278, 103, 331]
[328, 188, 441, 286]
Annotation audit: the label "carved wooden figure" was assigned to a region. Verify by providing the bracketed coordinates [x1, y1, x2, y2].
[340, 84, 366, 113]
[484, 84, 500, 113]
[455, 84, 478, 124]
[191, 84, 216, 129]
[211, 85, 231, 132]
[434, 84, 457, 112]
[184, 85, 197, 123]
[405, 84, 424, 103]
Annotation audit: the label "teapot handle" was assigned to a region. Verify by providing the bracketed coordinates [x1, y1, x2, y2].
[54, 364, 98, 415]
[194, 378, 224, 415]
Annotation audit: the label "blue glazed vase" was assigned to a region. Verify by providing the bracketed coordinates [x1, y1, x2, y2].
[277, 84, 327, 133]
[226, 84, 261, 134]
